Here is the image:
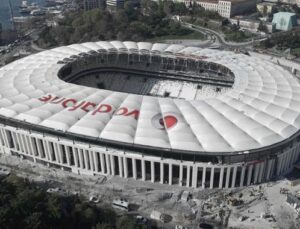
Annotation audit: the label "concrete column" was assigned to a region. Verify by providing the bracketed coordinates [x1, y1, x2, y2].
[225, 167, 231, 188]
[29, 137, 36, 157]
[202, 166, 206, 189]
[0, 129, 6, 147]
[78, 149, 84, 169]
[53, 143, 59, 163]
[291, 148, 297, 164]
[43, 140, 51, 161]
[151, 161, 155, 183]
[142, 160, 146, 181]
[48, 142, 55, 162]
[179, 164, 183, 186]
[247, 164, 253, 186]
[22, 136, 30, 155]
[219, 167, 224, 188]
[210, 167, 215, 189]
[132, 158, 137, 179]
[72, 147, 79, 168]
[280, 155, 286, 175]
[2, 129, 10, 148]
[281, 153, 288, 173]
[123, 157, 128, 178]
[65, 146, 70, 166]
[15, 134, 22, 152]
[271, 159, 276, 179]
[295, 145, 300, 161]
[231, 166, 237, 188]
[285, 150, 292, 171]
[27, 137, 35, 162]
[290, 148, 296, 165]
[240, 166, 246, 187]
[110, 155, 115, 176]
[186, 166, 191, 187]
[24, 136, 30, 154]
[16, 134, 24, 153]
[258, 162, 265, 183]
[11, 132, 19, 151]
[253, 163, 260, 184]
[24, 135, 31, 156]
[83, 150, 89, 170]
[160, 162, 164, 184]
[89, 150, 94, 171]
[266, 159, 272, 181]
[276, 156, 282, 176]
[192, 165, 198, 188]
[105, 154, 111, 175]
[118, 156, 123, 177]
[169, 164, 173, 185]
[92, 151, 99, 172]
[100, 153, 106, 174]
[286, 150, 293, 171]
[36, 138, 43, 158]
[57, 144, 63, 164]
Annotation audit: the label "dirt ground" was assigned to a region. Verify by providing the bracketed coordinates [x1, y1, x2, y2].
[1, 153, 300, 229]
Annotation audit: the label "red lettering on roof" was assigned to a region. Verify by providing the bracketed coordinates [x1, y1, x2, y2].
[62, 99, 77, 108]
[38, 94, 52, 102]
[68, 101, 86, 111]
[115, 107, 128, 116]
[50, 96, 65, 104]
[81, 102, 96, 112]
[92, 104, 112, 115]
[125, 110, 139, 120]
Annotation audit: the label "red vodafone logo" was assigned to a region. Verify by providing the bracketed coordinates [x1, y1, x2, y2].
[152, 113, 178, 130]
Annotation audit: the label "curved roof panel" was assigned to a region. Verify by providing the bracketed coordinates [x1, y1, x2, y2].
[0, 41, 299, 154]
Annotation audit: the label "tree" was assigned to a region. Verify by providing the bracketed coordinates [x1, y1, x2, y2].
[162, 0, 175, 16]
[116, 216, 136, 229]
[124, 0, 138, 20]
[173, 2, 188, 15]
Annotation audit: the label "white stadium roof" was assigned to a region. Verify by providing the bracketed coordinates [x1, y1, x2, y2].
[0, 41, 300, 154]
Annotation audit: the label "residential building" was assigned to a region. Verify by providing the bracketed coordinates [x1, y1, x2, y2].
[83, 0, 106, 11]
[106, 0, 125, 9]
[185, 0, 257, 18]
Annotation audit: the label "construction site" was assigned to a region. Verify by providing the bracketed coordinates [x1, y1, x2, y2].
[1, 153, 300, 229]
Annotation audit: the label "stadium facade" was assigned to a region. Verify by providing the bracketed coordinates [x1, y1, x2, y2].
[0, 41, 300, 189]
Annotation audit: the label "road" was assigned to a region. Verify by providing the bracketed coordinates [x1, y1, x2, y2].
[182, 22, 268, 49]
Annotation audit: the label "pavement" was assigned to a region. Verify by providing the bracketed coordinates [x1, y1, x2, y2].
[181, 22, 268, 50]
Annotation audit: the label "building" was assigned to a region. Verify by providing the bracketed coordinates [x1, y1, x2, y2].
[106, 0, 125, 9]
[230, 18, 275, 33]
[272, 12, 297, 31]
[185, 0, 257, 18]
[0, 41, 300, 189]
[256, 2, 275, 16]
[279, 0, 300, 7]
[83, 0, 105, 11]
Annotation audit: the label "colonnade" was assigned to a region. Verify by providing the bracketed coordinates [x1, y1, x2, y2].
[0, 124, 299, 189]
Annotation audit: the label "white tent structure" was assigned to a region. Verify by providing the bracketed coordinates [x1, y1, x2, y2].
[0, 41, 299, 189]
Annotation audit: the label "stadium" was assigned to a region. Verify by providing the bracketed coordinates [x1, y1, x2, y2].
[0, 41, 299, 189]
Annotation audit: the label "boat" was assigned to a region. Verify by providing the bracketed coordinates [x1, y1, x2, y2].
[19, 8, 31, 14]
[19, 1, 28, 8]
[19, 2, 39, 15]
[30, 9, 46, 16]
[45, 0, 65, 5]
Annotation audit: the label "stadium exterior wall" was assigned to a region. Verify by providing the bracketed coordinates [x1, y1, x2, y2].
[0, 124, 299, 189]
